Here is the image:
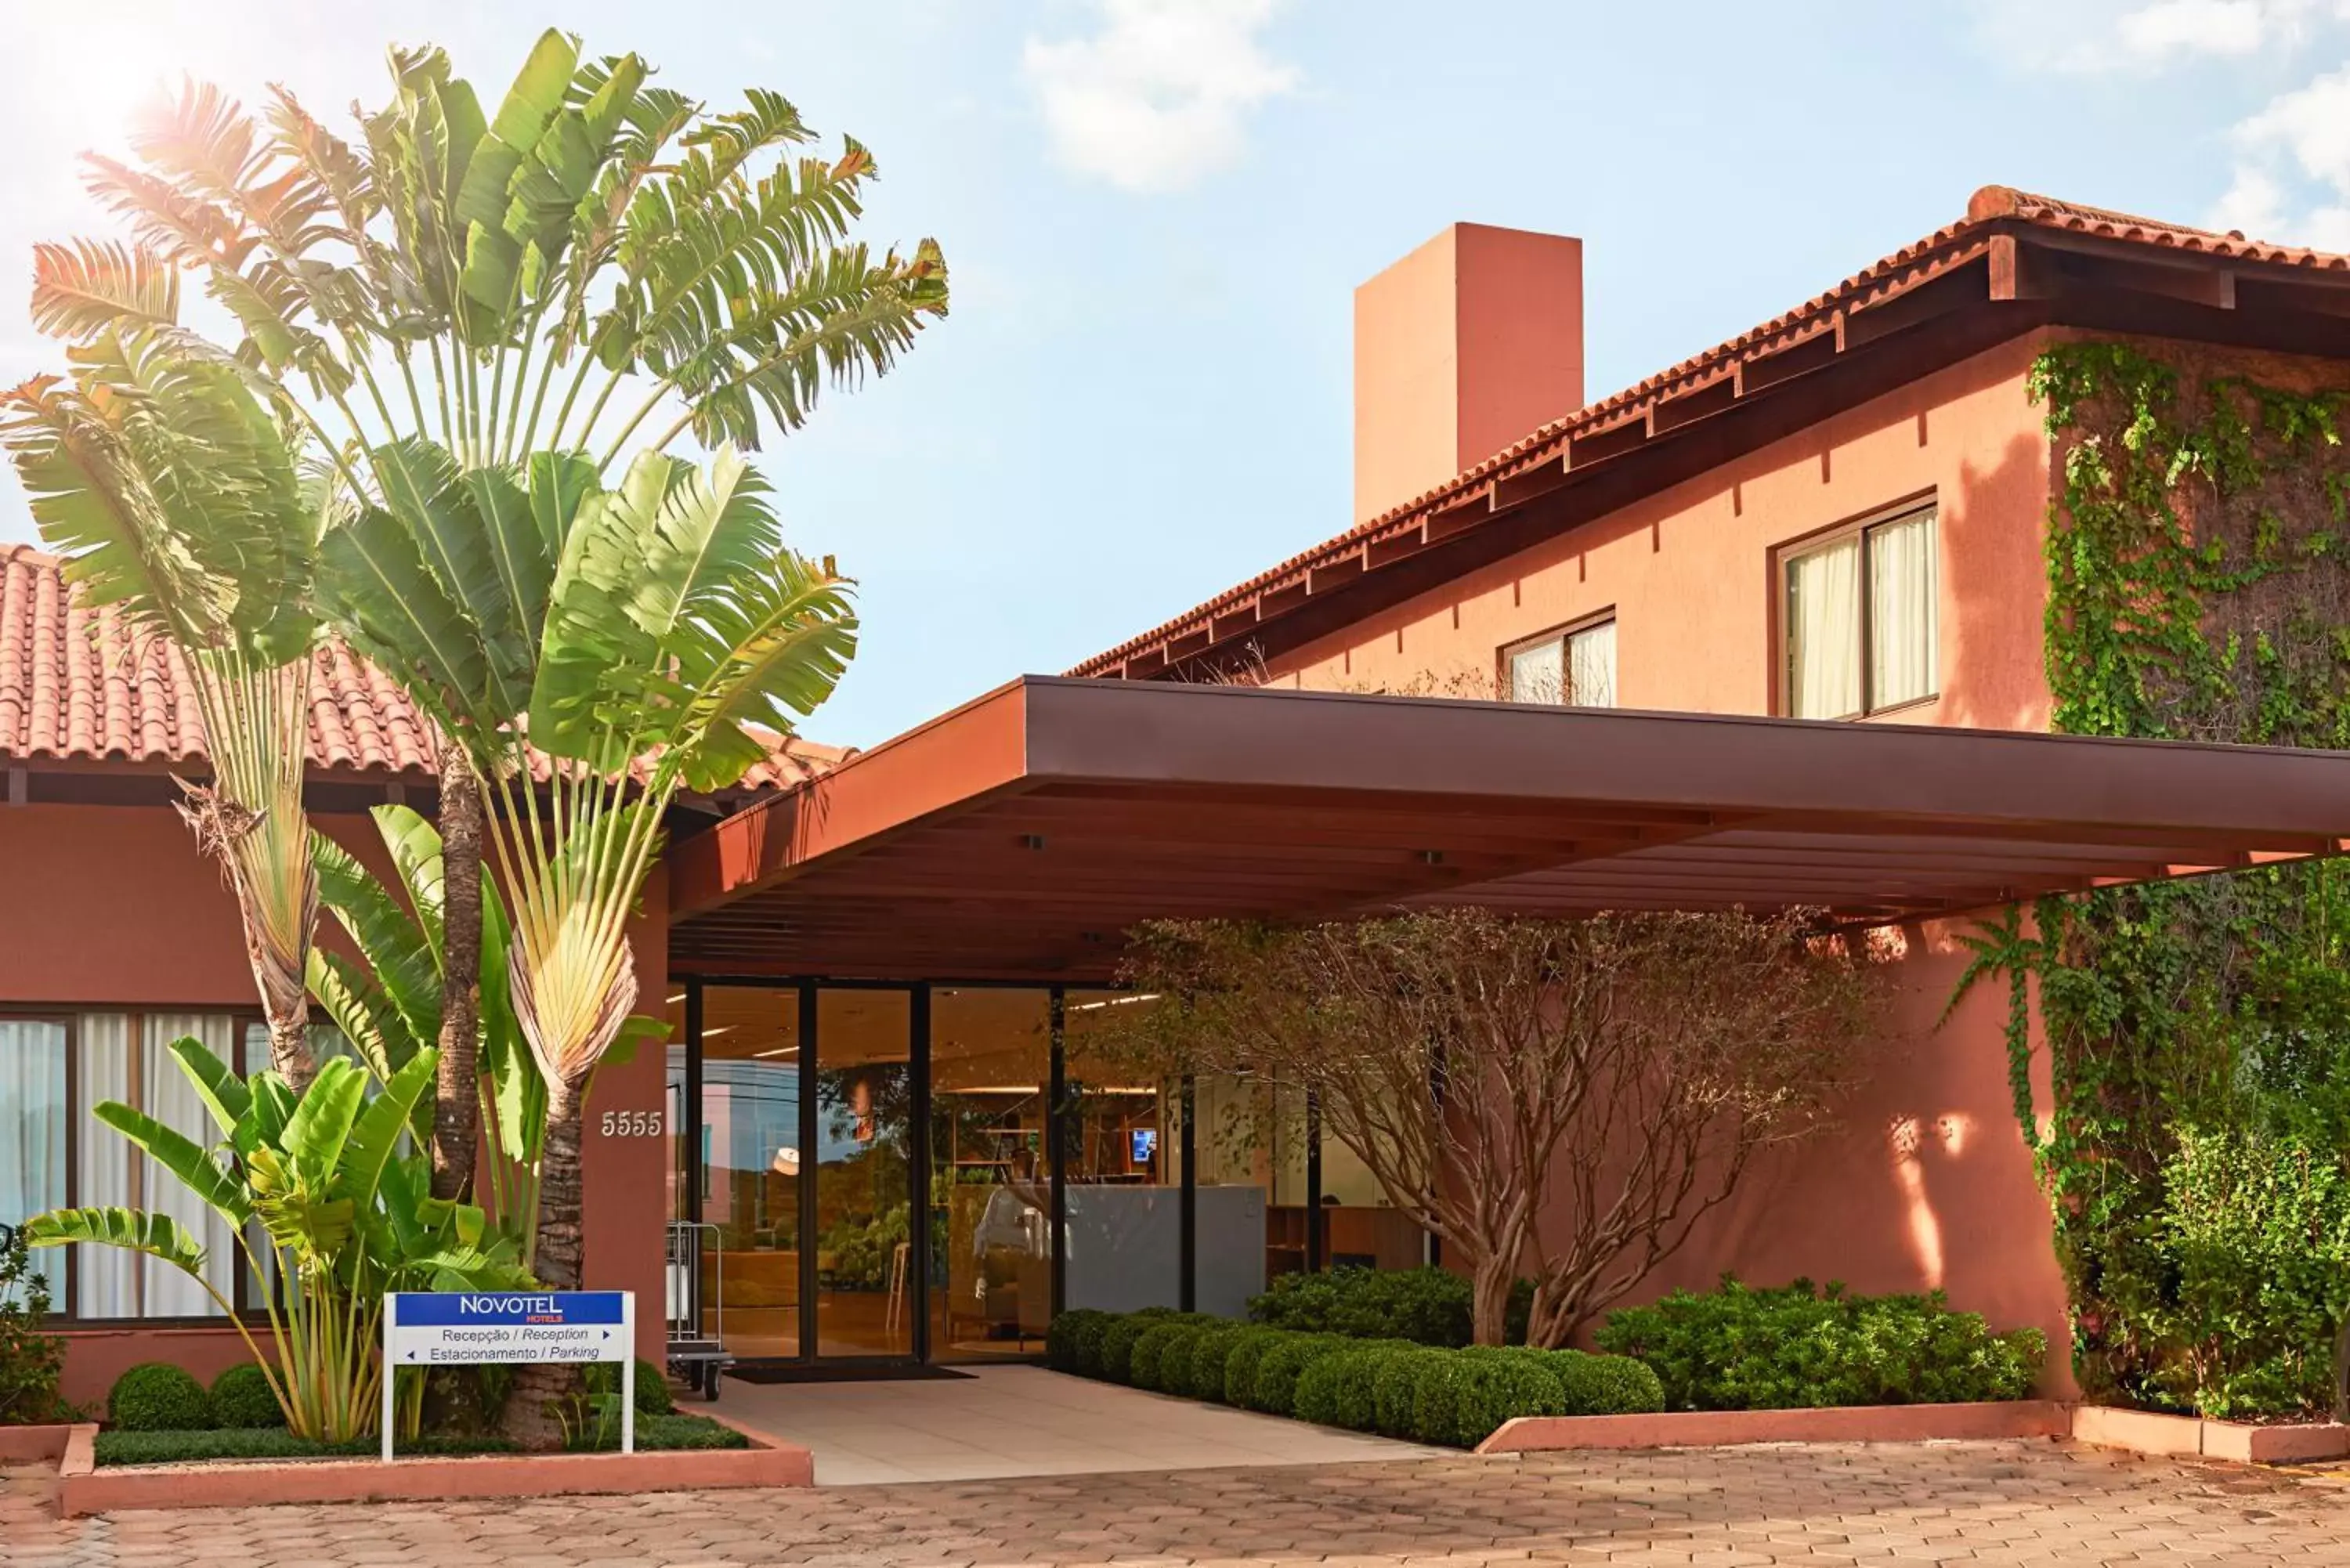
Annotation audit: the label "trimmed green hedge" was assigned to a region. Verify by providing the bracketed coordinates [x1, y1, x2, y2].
[1045, 1309, 1115, 1378]
[1052, 1309, 1662, 1447]
[1594, 1277, 2044, 1411]
[92, 1412, 747, 1468]
[1246, 1266, 1534, 1347]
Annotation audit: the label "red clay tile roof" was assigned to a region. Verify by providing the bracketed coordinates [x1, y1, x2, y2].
[1068, 185, 2350, 678]
[0, 543, 844, 790]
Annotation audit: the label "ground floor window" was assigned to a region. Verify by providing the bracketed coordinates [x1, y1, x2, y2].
[667, 979, 1427, 1367]
[0, 1010, 261, 1321]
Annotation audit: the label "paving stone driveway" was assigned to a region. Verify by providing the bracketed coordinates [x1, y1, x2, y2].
[9, 1440, 2350, 1567]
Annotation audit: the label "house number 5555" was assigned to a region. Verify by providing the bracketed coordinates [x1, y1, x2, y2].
[599, 1111, 667, 1137]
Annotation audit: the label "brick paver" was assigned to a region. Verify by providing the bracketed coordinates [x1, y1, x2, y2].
[7, 1441, 2350, 1566]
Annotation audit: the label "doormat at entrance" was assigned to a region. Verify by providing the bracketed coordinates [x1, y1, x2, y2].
[726, 1364, 978, 1385]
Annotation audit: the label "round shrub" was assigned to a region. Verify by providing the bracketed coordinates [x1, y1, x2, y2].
[1246, 1334, 1350, 1416]
[1428, 1353, 1565, 1447]
[1063, 1310, 1118, 1378]
[108, 1363, 214, 1432]
[1405, 1354, 1475, 1445]
[631, 1357, 676, 1415]
[1218, 1326, 1289, 1406]
[1098, 1309, 1184, 1384]
[584, 1357, 676, 1415]
[1547, 1349, 1665, 1415]
[1180, 1323, 1252, 1402]
[1293, 1344, 1414, 1431]
[1371, 1347, 1448, 1438]
[208, 1363, 282, 1429]
[1046, 1308, 1112, 1375]
[1130, 1321, 1207, 1393]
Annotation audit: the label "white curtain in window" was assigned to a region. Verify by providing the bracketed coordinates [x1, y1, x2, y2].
[143, 1014, 237, 1317]
[1508, 639, 1564, 703]
[74, 1014, 137, 1317]
[1567, 620, 1617, 707]
[1787, 538, 1861, 719]
[1868, 511, 1939, 710]
[0, 1022, 67, 1303]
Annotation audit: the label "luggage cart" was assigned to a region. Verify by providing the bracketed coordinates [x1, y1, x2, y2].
[666, 1221, 732, 1401]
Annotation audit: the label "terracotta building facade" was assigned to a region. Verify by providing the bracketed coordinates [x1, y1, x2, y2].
[10, 187, 2350, 1404]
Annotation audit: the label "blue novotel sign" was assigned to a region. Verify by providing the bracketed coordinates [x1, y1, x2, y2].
[381, 1290, 637, 1459]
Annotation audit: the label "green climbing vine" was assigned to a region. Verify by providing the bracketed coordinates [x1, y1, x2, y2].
[1950, 339, 2350, 1417]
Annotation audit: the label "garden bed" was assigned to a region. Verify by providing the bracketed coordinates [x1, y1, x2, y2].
[1477, 1400, 2072, 1454]
[45, 1411, 811, 1516]
[2070, 1404, 2350, 1465]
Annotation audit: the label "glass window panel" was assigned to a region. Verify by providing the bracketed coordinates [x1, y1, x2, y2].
[1785, 537, 1861, 719]
[1567, 620, 1617, 707]
[1867, 511, 1939, 710]
[1507, 638, 1564, 703]
[700, 988, 802, 1360]
[1061, 991, 1184, 1313]
[74, 1014, 136, 1317]
[0, 1021, 66, 1306]
[814, 988, 911, 1357]
[930, 988, 1052, 1360]
[141, 1014, 238, 1316]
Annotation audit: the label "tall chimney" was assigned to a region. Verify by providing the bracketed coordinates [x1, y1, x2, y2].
[1353, 223, 1585, 523]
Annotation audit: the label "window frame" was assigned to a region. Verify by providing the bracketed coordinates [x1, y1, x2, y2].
[1774, 496, 1940, 721]
[1499, 608, 1619, 707]
[0, 1003, 265, 1326]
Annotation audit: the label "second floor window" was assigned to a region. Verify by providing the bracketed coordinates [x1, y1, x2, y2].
[1783, 504, 1937, 720]
[1505, 616, 1617, 706]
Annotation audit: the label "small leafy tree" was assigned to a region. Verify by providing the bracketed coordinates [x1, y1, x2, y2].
[1115, 909, 1881, 1346]
[0, 1226, 70, 1425]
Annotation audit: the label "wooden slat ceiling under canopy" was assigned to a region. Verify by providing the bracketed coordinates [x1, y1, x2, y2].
[667, 678, 2350, 982]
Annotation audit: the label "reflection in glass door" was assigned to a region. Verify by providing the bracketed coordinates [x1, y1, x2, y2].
[699, 988, 802, 1359]
[814, 988, 913, 1357]
[929, 988, 1054, 1360]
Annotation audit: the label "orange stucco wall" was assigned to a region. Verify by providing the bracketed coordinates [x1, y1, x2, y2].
[1299, 329, 2057, 732]
[1284, 327, 2073, 1382]
[0, 800, 671, 1406]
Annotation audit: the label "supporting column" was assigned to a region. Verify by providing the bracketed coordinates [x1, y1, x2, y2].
[909, 984, 932, 1364]
[1305, 1089, 1324, 1273]
[797, 985, 819, 1362]
[1179, 1075, 1197, 1311]
[1047, 988, 1068, 1321]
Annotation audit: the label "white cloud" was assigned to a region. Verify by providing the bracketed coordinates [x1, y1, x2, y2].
[1976, 0, 2341, 73]
[1023, 0, 1299, 193]
[2117, 0, 2301, 61]
[2214, 63, 2350, 244]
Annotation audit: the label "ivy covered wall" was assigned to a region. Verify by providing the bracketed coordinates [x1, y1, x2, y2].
[1958, 338, 2350, 1417]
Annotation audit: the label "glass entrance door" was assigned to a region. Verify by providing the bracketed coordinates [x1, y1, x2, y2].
[696, 987, 804, 1360]
[813, 988, 913, 1357]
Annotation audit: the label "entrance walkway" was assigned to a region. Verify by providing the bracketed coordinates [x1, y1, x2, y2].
[13, 1441, 2350, 1566]
[718, 1364, 1440, 1484]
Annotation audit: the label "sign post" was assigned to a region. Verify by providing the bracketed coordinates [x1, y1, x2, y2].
[380, 1290, 634, 1461]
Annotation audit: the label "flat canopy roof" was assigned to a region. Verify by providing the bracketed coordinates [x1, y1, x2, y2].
[667, 677, 2350, 982]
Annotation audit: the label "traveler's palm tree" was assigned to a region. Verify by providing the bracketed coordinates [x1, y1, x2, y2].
[320, 439, 855, 1442]
[38, 30, 943, 1226]
[0, 323, 324, 1089]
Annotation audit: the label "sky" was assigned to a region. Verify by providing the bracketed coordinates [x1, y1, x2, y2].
[5, 0, 2350, 746]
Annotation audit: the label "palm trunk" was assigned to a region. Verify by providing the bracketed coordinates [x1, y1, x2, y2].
[430, 746, 485, 1203]
[501, 1072, 584, 1450]
[267, 1014, 316, 1096]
